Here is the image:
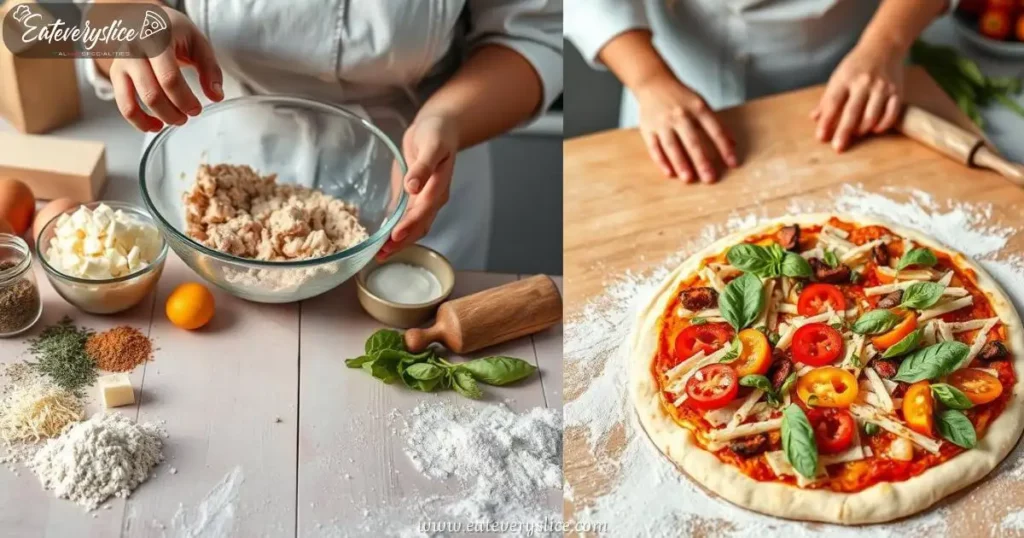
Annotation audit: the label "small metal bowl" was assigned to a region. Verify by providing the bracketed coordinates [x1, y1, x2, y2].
[355, 245, 455, 328]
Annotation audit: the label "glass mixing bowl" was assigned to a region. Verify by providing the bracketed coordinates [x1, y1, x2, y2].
[139, 95, 408, 303]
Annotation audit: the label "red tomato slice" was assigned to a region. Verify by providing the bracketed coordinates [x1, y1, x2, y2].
[791, 323, 844, 366]
[903, 381, 935, 437]
[674, 323, 734, 364]
[685, 364, 739, 410]
[948, 369, 1004, 405]
[808, 408, 855, 454]
[798, 284, 847, 317]
[733, 328, 772, 377]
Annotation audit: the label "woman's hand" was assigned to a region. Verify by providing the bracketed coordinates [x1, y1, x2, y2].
[377, 115, 459, 261]
[95, 8, 223, 132]
[634, 74, 738, 183]
[812, 44, 904, 152]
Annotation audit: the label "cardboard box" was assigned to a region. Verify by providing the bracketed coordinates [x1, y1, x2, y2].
[0, 132, 106, 202]
[0, 0, 81, 134]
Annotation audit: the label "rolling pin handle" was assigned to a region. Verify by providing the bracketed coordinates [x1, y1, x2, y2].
[404, 325, 442, 353]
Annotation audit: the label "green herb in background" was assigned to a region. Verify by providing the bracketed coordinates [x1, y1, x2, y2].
[26, 316, 97, 395]
[345, 329, 538, 399]
[910, 40, 1024, 127]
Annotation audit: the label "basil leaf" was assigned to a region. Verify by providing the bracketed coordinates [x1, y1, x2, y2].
[363, 349, 403, 384]
[690, 317, 708, 326]
[768, 331, 781, 346]
[345, 355, 374, 368]
[727, 244, 777, 277]
[769, 243, 786, 264]
[403, 375, 442, 393]
[936, 409, 977, 448]
[719, 336, 743, 363]
[718, 273, 765, 331]
[739, 374, 773, 393]
[405, 362, 446, 381]
[766, 392, 782, 408]
[900, 282, 945, 310]
[823, 249, 840, 268]
[779, 372, 798, 395]
[931, 383, 974, 410]
[850, 270, 861, 284]
[365, 329, 404, 356]
[897, 248, 938, 270]
[781, 253, 812, 278]
[452, 370, 483, 399]
[851, 310, 902, 335]
[893, 342, 971, 383]
[863, 422, 880, 436]
[882, 328, 922, 358]
[781, 404, 819, 478]
[460, 356, 537, 385]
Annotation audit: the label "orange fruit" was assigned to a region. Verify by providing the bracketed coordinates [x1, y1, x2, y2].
[166, 282, 216, 330]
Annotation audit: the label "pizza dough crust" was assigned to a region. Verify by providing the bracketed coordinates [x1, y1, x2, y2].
[628, 213, 1024, 524]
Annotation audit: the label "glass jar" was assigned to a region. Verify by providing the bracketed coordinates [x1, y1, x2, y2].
[0, 234, 42, 337]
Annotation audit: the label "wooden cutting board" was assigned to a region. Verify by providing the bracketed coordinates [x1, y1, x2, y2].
[563, 66, 1024, 535]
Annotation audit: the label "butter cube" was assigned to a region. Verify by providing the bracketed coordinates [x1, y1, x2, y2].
[98, 374, 135, 408]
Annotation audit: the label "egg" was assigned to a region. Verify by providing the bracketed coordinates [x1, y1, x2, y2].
[32, 198, 81, 244]
[0, 178, 34, 236]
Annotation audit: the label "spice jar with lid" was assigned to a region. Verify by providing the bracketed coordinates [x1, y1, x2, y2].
[0, 234, 42, 337]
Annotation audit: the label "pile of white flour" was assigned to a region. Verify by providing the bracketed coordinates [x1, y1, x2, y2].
[403, 401, 562, 527]
[30, 412, 165, 511]
[565, 184, 1024, 537]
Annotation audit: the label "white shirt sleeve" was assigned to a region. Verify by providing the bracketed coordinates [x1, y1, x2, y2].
[564, 0, 648, 68]
[467, 0, 563, 115]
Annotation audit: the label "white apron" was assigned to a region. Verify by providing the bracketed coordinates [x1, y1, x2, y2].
[565, 0, 881, 126]
[88, 0, 563, 270]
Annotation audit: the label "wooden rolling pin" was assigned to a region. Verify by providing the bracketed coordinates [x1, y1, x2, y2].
[899, 105, 1024, 184]
[404, 275, 562, 354]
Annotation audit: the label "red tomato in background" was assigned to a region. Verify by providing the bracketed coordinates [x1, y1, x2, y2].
[957, 0, 987, 15]
[1017, 13, 1024, 40]
[980, 9, 1013, 40]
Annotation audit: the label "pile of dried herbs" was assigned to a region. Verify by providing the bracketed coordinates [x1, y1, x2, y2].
[26, 317, 97, 395]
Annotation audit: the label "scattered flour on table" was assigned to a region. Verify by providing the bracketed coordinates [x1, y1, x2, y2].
[169, 466, 244, 538]
[565, 184, 1024, 537]
[340, 401, 562, 537]
[29, 412, 165, 511]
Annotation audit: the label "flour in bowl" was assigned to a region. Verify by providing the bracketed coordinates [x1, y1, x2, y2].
[184, 164, 368, 262]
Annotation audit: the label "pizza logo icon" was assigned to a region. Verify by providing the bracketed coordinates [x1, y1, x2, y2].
[139, 10, 167, 40]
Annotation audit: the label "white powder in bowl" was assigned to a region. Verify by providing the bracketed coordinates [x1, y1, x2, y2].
[366, 263, 443, 304]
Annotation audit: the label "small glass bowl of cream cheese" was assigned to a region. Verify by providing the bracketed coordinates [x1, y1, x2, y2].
[36, 202, 168, 314]
[356, 244, 455, 328]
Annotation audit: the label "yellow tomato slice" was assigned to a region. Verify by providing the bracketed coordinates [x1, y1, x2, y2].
[733, 328, 771, 377]
[902, 381, 935, 437]
[872, 310, 917, 350]
[796, 367, 859, 408]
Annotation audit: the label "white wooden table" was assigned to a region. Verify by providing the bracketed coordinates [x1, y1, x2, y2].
[0, 254, 563, 537]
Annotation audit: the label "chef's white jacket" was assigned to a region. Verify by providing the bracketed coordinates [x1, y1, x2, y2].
[565, 0, 953, 128]
[86, 0, 563, 270]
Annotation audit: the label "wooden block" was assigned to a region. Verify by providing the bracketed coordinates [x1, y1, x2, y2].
[0, 132, 106, 202]
[0, 1, 81, 134]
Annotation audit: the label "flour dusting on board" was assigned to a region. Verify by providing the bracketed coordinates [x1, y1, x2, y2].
[169, 466, 244, 538]
[565, 184, 1024, 537]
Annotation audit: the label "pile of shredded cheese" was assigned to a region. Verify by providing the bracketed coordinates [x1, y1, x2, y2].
[0, 370, 83, 446]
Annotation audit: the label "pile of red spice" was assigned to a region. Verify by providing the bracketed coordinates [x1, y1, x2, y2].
[85, 326, 153, 372]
